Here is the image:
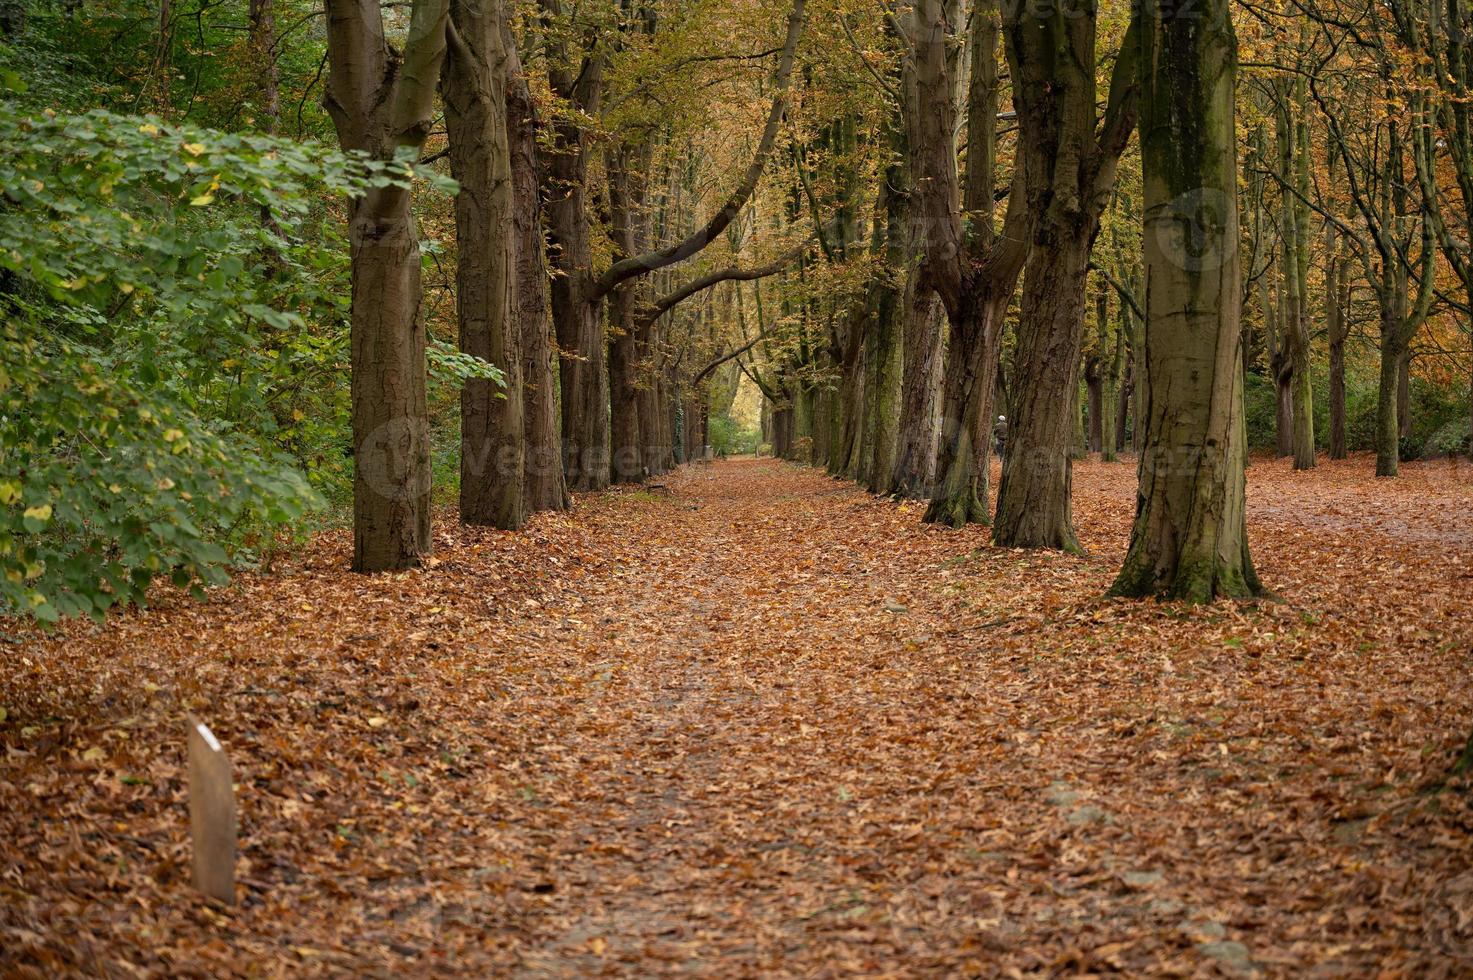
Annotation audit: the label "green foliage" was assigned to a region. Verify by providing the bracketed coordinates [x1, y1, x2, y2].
[0, 329, 318, 623]
[708, 413, 760, 456]
[0, 104, 461, 621]
[1246, 362, 1470, 459]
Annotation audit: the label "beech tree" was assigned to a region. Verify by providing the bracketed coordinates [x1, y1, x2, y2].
[991, 0, 1140, 551]
[324, 0, 450, 572]
[1110, 0, 1262, 601]
[443, 0, 524, 530]
[505, 21, 570, 513]
[538, 0, 806, 490]
[899, 0, 1030, 528]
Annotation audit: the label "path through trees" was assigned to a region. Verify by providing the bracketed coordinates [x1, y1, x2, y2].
[2, 457, 1471, 973]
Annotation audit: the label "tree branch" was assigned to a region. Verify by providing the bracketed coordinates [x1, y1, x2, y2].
[591, 0, 807, 297]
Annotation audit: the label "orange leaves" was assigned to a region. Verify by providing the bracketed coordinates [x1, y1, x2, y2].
[1, 455, 1471, 974]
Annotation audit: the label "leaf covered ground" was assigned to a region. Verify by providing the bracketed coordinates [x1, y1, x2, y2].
[2, 455, 1472, 977]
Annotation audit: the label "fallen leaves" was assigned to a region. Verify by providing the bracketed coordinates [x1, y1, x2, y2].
[0, 454, 1470, 975]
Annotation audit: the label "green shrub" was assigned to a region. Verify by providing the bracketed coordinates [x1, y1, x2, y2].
[708, 413, 760, 456]
[0, 106, 466, 621]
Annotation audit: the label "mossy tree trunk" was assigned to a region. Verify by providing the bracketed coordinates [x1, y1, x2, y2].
[1110, 0, 1262, 602]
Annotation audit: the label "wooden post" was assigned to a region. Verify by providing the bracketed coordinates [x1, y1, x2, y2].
[187, 716, 236, 905]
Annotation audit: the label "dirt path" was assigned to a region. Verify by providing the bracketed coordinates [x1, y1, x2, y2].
[2, 457, 1471, 976]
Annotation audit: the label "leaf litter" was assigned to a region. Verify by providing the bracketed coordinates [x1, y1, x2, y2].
[1, 454, 1471, 976]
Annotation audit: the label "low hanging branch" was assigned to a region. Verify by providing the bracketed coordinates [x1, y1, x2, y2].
[691, 330, 771, 387]
[591, 0, 807, 297]
[639, 236, 814, 330]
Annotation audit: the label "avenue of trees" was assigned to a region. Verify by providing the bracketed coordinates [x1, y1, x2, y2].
[1, 0, 1471, 620]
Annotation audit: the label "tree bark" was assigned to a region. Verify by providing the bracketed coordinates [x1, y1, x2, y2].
[992, 0, 1139, 551]
[901, 0, 1030, 528]
[444, 0, 524, 529]
[1326, 219, 1349, 460]
[1110, 0, 1262, 602]
[505, 30, 570, 512]
[892, 280, 943, 497]
[324, 0, 449, 572]
[539, 12, 609, 491]
[1288, 84, 1316, 471]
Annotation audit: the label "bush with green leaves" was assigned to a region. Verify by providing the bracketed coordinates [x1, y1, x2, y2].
[0, 105, 472, 621]
[708, 413, 761, 456]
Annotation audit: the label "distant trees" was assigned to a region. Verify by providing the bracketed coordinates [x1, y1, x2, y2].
[4, 0, 1473, 621]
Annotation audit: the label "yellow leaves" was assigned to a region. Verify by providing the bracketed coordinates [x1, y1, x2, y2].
[189, 175, 221, 207]
[162, 428, 183, 443]
[22, 503, 52, 523]
[0, 481, 20, 506]
[138, 123, 161, 137]
[182, 142, 206, 156]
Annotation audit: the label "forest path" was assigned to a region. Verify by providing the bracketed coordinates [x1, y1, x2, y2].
[2, 457, 1472, 976]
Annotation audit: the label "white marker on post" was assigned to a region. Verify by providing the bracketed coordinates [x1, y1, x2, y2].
[187, 715, 236, 905]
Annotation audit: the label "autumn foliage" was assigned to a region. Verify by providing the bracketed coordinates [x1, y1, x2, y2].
[2, 457, 1471, 974]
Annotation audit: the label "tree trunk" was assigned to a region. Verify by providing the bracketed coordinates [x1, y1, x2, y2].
[993, 0, 1137, 550]
[1110, 0, 1262, 602]
[505, 33, 569, 512]
[1116, 352, 1131, 453]
[608, 288, 643, 482]
[831, 310, 866, 478]
[248, 0, 280, 133]
[1376, 324, 1404, 476]
[1398, 349, 1412, 440]
[864, 281, 903, 494]
[893, 281, 943, 497]
[541, 34, 608, 491]
[994, 242, 1092, 551]
[325, 0, 449, 572]
[1086, 356, 1104, 455]
[444, 0, 524, 529]
[606, 146, 652, 484]
[903, 0, 1030, 528]
[924, 296, 1004, 528]
[639, 359, 666, 476]
[1327, 226, 1348, 460]
[348, 201, 433, 570]
[1274, 367, 1294, 457]
[1101, 300, 1126, 462]
[1290, 87, 1316, 470]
